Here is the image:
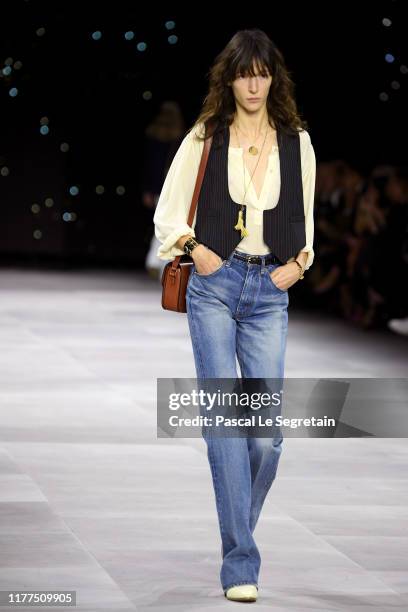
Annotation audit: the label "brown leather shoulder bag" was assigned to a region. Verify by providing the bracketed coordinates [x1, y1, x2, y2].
[161, 125, 213, 313]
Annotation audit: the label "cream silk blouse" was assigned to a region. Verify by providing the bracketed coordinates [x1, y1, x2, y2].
[153, 122, 316, 270]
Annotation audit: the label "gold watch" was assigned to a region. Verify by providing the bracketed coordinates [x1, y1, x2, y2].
[183, 236, 200, 256]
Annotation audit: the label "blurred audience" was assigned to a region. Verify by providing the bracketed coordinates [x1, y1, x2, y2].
[304, 160, 408, 335]
[142, 101, 186, 280]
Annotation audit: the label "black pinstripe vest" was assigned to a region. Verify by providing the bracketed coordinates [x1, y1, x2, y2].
[194, 124, 306, 264]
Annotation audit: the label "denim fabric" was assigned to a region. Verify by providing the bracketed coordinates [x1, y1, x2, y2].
[186, 249, 289, 593]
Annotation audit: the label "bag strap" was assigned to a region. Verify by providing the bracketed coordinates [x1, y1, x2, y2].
[170, 122, 214, 272]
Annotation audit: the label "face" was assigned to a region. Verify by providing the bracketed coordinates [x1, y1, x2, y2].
[385, 175, 407, 203]
[230, 62, 272, 113]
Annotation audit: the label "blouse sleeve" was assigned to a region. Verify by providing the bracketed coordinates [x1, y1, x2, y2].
[153, 122, 205, 261]
[298, 129, 316, 270]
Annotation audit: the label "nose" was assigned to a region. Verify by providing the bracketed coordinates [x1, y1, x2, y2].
[248, 77, 259, 94]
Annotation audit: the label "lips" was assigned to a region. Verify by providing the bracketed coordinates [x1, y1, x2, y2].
[247, 98, 260, 101]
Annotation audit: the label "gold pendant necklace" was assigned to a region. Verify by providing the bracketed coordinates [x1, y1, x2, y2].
[232, 123, 269, 238]
[235, 122, 269, 156]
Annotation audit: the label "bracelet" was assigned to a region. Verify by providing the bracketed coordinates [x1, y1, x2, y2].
[183, 236, 200, 256]
[293, 259, 305, 279]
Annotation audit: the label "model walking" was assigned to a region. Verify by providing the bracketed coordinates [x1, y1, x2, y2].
[154, 28, 316, 602]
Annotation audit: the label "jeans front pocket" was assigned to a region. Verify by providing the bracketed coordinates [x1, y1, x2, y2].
[265, 264, 287, 293]
[194, 259, 227, 278]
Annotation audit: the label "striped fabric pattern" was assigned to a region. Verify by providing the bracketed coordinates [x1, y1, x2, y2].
[194, 125, 306, 264]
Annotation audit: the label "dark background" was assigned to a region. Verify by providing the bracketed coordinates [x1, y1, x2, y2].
[1, 0, 406, 267]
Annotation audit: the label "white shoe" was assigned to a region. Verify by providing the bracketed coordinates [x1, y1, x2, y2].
[225, 584, 258, 602]
[388, 317, 408, 336]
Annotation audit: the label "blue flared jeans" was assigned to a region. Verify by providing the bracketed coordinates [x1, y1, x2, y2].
[186, 249, 289, 593]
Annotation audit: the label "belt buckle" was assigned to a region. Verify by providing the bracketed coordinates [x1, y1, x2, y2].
[248, 255, 257, 263]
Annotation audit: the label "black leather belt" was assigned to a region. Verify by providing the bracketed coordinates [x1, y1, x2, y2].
[233, 251, 281, 265]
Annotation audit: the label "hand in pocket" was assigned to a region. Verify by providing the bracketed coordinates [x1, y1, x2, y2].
[193, 246, 224, 276]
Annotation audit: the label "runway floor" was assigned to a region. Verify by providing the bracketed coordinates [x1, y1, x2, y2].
[0, 268, 407, 611]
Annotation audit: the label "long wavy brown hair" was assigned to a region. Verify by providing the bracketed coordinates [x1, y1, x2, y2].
[191, 29, 308, 145]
